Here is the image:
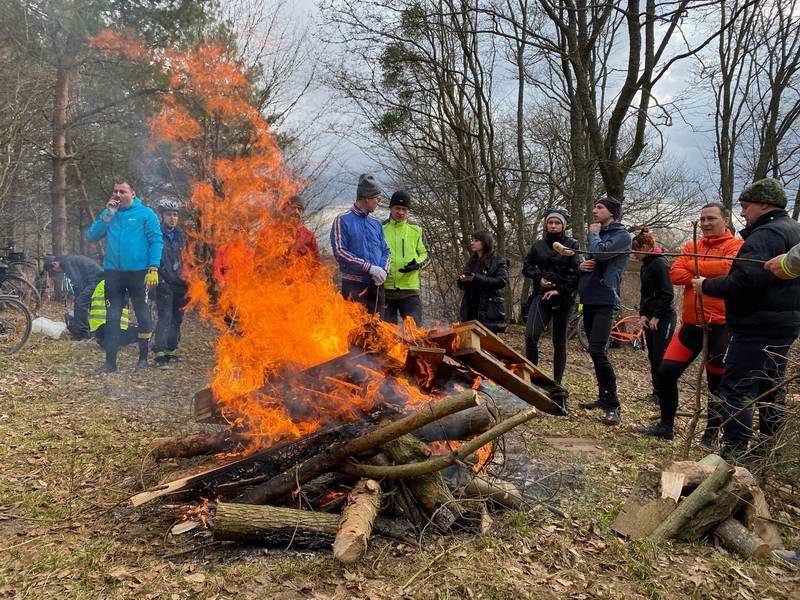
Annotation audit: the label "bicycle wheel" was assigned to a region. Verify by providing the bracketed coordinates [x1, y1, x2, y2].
[0, 295, 32, 355]
[0, 274, 42, 314]
[9, 260, 38, 282]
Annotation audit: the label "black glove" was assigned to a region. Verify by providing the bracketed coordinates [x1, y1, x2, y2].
[398, 259, 420, 273]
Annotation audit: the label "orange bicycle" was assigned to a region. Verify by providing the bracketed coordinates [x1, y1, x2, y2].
[572, 303, 646, 352]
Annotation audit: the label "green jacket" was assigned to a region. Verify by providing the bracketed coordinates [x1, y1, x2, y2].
[382, 218, 428, 290]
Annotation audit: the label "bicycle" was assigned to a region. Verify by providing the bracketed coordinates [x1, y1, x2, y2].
[1, 245, 39, 282]
[0, 294, 32, 355]
[569, 303, 646, 352]
[0, 259, 42, 315]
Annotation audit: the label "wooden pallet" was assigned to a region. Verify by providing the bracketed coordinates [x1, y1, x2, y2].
[427, 320, 567, 415]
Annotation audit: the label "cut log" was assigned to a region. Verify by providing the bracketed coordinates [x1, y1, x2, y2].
[151, 431, 234, 459]
[648, 462, 734, 543]
[211, 502, 410, 546]
[381, 434, 460, 531]
[453, 470, 524, 510]
[413, 404, 496, 442]
[662, 461, 758, 489]
[238, 390, 479, 505]
[131, 421, 376, 507]
[714, 518, 771, 559]
[333, 479, 383, 563]
[661, 471, 686, 502]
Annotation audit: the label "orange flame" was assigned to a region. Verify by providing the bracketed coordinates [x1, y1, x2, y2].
[93, 31, 441, 451]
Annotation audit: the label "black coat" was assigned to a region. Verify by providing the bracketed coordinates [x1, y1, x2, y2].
[703, 210, 800, 338]
[158, 225, 187, 287]
[639, 254, 674, 319]
[60, 255, 103, 294]
[459, 254, 508, 333]
[522, 234, 581, 298]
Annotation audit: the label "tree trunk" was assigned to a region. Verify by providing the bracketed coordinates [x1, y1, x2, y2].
[50, 51, 72, 255]
[150, 431, 234, 459]
[714, 518, 771, 559]
[332, 479, 382, 563]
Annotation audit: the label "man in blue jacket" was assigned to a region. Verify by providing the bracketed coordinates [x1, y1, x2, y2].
[330, 174, 391, 314]
[87, 180, 163, 372]
[577, 195, 632, 426]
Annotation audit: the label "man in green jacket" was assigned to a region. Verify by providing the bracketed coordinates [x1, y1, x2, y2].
[382, 190, 428, 325]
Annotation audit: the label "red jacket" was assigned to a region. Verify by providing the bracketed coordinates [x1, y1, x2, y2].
[670, 231, 744, 325]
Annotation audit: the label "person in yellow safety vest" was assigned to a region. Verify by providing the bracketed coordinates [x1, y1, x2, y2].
[89, 279, 139, 351]
[382, 190, 428, 325]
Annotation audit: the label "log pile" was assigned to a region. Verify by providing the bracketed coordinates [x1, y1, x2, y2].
[612, 454, 784, 559]
[131, 320, 565, 562]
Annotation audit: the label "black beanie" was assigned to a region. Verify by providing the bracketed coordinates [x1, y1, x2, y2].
[357, 174, 381, 200]
[597, 195, 622, 220]
[389, 190, 411, 209]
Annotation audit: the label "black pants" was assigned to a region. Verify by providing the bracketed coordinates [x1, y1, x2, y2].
[341, 279, 384, 315]
[94, 324, 139, 351]
[718, 333, 794, 456]
[383, 293, 422, 325]
[525, 295, 573, 384]
[643, 312, 676, 398]
[71, 276, 102, 339]
[582, 304, 618, 408]
[105, 270, 151, 365]
[657, 323, 729, 429]
[153, 283, 188, 353]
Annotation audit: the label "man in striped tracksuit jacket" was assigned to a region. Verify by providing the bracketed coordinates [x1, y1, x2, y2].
[330, 174, 391, 314]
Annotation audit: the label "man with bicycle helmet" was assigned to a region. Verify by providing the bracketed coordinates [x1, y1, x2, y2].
[44, 254, 103, 340]
[577, 195, 632, 426]
[87, 179, 162, 372]
[153, 199, 188, 366]
[522, 208, 580, 386]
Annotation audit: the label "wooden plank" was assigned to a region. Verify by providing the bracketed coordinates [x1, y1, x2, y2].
[454, 347, 563, 415]
[193, 387, 225, 424]
[660, 471, 686, 502]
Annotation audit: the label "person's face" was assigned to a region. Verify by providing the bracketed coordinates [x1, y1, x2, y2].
[546, 217, 564, 234]
[739, 201, 772, 226]
[50, 260, 61, 273]
[390, 206, 409, 222]
[361, 195, 380, 213]
[162, 211, 179, 229]
[112, 183, 134, 207]
[699, 206, 728, 237]
[592, 203, 613, 224]
[470, 238, 484, 253]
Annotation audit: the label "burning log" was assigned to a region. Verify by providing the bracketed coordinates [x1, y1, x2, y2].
[211, 502, 410, 547]
[332, 479, 383, 563]
[413, 404, 496, 443]
[238, 389, 479, 505]
[150, 431, 236, 459]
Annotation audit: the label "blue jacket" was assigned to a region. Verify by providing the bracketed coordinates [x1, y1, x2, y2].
[86, 197, 163, 272]
[330, 205, 391, 283]
[578, 221, 632, 307]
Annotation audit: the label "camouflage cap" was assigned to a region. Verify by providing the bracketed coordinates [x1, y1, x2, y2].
[739, 177, 787, 208]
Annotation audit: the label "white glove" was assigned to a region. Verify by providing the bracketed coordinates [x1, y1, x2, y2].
[368, 265, 387, 285]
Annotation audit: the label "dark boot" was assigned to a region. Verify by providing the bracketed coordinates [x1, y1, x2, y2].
[639, 423, 674, 440]
[96, 362, 117, 374]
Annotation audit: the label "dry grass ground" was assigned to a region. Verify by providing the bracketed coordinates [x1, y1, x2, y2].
[1, 311, 798, 599]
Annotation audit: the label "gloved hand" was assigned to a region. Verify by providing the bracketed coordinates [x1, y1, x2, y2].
[368, 265, 387, 285]
[398, 259, 420, 273]
[144, 269, 159, 289]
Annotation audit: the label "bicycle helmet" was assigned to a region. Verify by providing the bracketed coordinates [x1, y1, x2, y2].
[544, 207, 571, 224]
[157, 198, 182, 213]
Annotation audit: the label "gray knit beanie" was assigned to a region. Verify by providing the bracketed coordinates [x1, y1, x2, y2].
[356, 174, 381, 200]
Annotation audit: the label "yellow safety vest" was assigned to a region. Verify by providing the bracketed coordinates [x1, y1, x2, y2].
[88, 280, 129, 332]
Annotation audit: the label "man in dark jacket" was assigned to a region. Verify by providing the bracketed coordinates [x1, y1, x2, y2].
[44, 254, 103, 340]
[330, 174, 391, 313]
[153, 199, 188, 365]
[693, 178, 800, 460]
[522, 208, 580, 384]
[577, 195, 632, 426]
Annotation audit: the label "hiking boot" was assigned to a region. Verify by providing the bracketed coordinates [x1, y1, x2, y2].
[578, 400, 605, 410]
[698, 432, 718, 451]
[154, 352, 169, 365]
[601, 408, 621, 426]
[773, 549, 800, 565]
[639, 423, 674, 440]
[96, 363, 117, 374]
[135, 359, 149, 370]
[640, 393, 659, 405]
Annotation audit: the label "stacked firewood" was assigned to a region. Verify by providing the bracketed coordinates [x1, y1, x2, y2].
[613, 454, 784, 559]
[132, 320, 566, 562]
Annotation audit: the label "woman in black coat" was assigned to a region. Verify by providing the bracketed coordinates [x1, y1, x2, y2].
[522, 209, 580, 384]
[632, 228, 676, 405]
[458, 230, 508, 333]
